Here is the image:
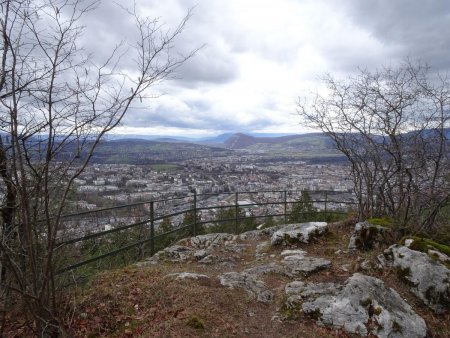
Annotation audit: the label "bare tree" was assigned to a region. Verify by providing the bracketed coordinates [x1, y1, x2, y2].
[298, 61, 449, 232]
[0, 0, 197, 335]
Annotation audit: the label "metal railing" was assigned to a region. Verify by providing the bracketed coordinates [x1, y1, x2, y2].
[55, 189, 356, 275]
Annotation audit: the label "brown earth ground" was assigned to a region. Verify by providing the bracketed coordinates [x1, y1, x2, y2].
[3, 220, 450, 337]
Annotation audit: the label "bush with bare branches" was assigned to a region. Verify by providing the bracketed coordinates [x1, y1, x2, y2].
[0, 0, 197, 335]
[298, 61, 449, 234]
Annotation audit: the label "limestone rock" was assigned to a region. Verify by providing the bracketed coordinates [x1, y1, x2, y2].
[428, 249, 450, 265]
[280, 249, 307, 257]
[255, 241, 270, 258]
[189, 233, 235, 249]
[348, 221, 388, 251]
[166, 272, 209, 281]
[224, 243, 248, 254]
[219, 271, 274, 303]
[239, 229, 265, 240]
[359, 260, 371, 271]
[193, 249, 208, 260]
[286, 273, 427, 338]
[243, 262, 285, 277]
[147, 245, 194, 263]
[385, 245, 450, 314]
[285, 281, 338, 298]
[259, 225, 283, 236]
[282, 255, 331, 276]
[271, 222, 328, 246]
[376, 254, 387, 268]
[239, 225, 283, 240]
[198, 254, 217, 264]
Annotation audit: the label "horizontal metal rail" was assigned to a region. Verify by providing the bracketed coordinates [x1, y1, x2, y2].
[56, 189, 356, 274]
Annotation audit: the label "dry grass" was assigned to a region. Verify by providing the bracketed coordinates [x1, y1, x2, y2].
[62, 264, 349, 338]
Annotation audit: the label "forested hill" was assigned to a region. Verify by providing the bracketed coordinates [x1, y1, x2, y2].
[77, 139, 232, 165]
[222, 132, 335, 151]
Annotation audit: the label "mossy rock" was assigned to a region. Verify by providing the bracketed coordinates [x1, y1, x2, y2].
[401, 236, 450, 257]
[281, 299, 303, 320]
[351, 222, 389, 251]
[392, 320, 402, 333]
[395, 266, 416, 287]
[360, 298, 372, 307]
[306, 308, 323, 320]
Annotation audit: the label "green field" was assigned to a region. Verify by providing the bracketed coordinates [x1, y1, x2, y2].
[150, 163, 181, 171]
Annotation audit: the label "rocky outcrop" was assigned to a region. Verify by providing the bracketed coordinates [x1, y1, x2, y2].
[238, 225, 281, 240]
[135, 222, 448, 336]
[285, 273, 427, 337]
[402, 237, 450, 266]
[166, 272, 210, 281]
[282, 255, 331, 277]
[271, 222, 328, 246]
[187, 233, 235, 249]
[385, 245, 450, 314]
[219, 272, 274, 303]
[285, 281, 340, 309]
[193, 249, 208, 260]
[348, 221, 388, 251]
[280, 249, 307, 257]
[140, 245, 194, 265]
[255, 241, 271, 259]
[243, 262, 285, 277]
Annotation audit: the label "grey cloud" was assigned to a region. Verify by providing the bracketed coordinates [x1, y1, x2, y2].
[318, 41, 398, 74]
[185, 99, 212, 112]
[174, 45, 240, 85]
[162, 3, 241, 85]
[79, 2, 137, 64]
[341, 0, 450, 70]
[121, 98, 281, 132]
[79, 1, 211, 78]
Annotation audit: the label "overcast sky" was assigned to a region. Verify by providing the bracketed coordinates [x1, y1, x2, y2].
[85, 0, 450, 137]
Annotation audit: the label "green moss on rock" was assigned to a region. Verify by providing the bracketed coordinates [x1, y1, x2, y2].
[281, 297, 303, 320]
[373, 306, 382, 316]
[357, 224, 385, 250]
[402, 236, 450, 257]
[307, 308, 323, 321]
[395, 266, 414, 286]
[392, 320, 402, 333]
[360, 298, 372, 307]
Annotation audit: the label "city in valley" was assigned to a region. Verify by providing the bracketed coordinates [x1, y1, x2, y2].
[61, 133, 356, 238]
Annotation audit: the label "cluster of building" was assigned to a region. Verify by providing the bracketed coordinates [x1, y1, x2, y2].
[72, 155, 353, 208]
[59, 154, 355, 238]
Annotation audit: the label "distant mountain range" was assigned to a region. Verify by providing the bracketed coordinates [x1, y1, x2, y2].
[92, 132, 343, 163]
[221, 132, 335, 150]
[63, 128, 449, 165]
[88, 139, 231, 164]
[105, 132, 297, 144]
[106, 132, 336, 149]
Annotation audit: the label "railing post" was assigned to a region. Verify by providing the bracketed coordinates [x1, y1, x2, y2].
[193, 191, 197, 237]
[324, 191, 328, 213]
[234, 192, 239, 234]
[284, 190, 287, 224]
[150, 201, 155, 256]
